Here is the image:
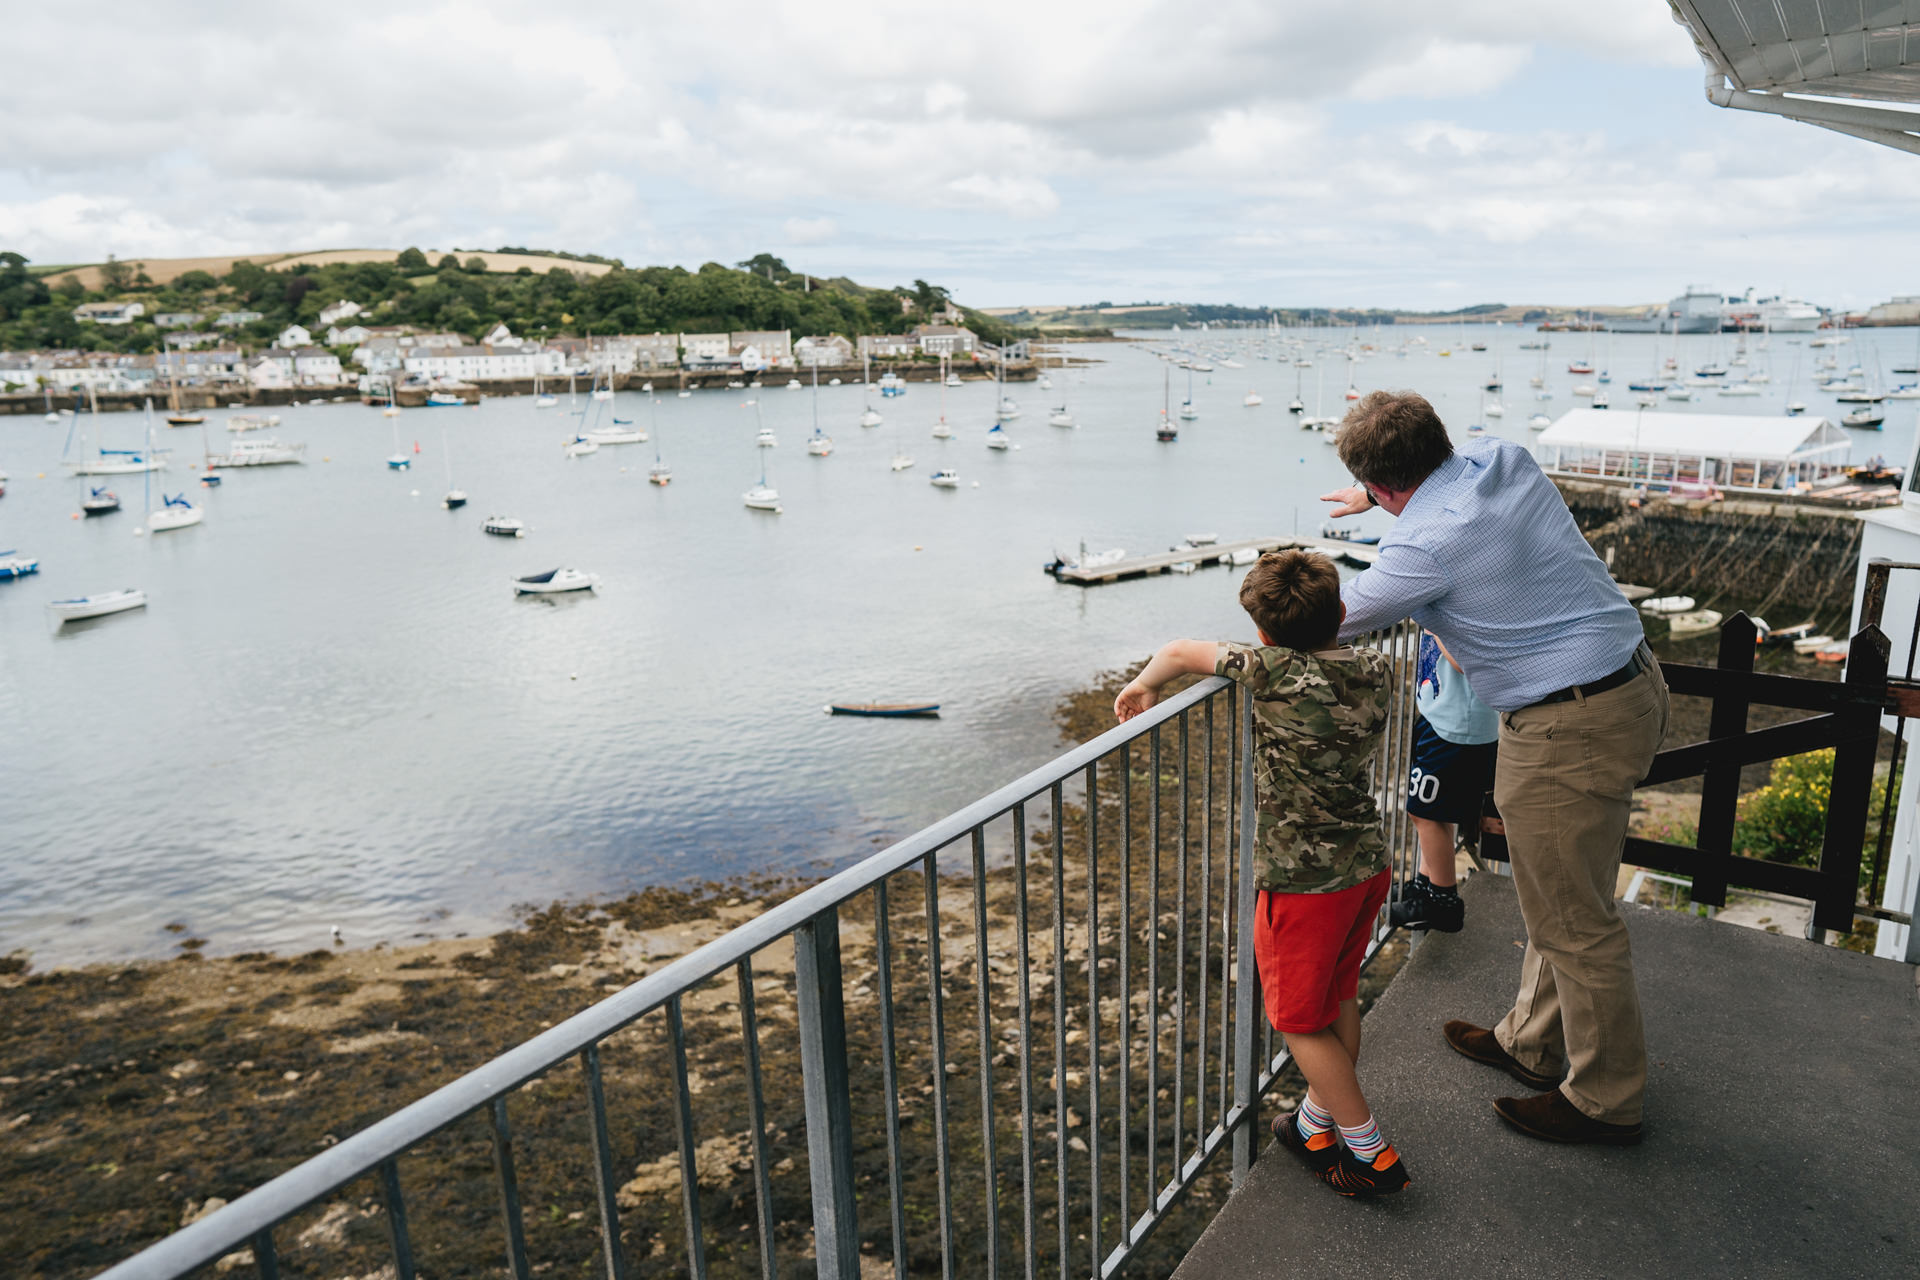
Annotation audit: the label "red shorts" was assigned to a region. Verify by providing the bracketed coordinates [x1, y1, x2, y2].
[1254, 870, 1391, 1034]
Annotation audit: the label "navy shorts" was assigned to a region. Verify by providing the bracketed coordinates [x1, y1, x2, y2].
[1407, 717, 1498, 825]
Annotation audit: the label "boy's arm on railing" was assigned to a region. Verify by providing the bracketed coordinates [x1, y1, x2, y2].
[1116, 639, 1222, 720]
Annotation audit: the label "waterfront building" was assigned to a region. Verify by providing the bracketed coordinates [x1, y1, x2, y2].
[857, 333, 918, 358]
[327, 324, 373, 346]
[795, 334, 854, 367]
[215, 310, 264, 328]
[247, 356, 291, 390]
[162, 330, 221, 349]
[174, 349, 247, 382]
[317, 299, 363, 327]
[1865, 296, 1920, 325]
[1535, 409, 1852, 494]
[277, 324, 313, 348]
[0, 353, 32, 390]
[153, 311, 205, 329]
[681, 332, 732, 368]
[254, 346, 344, 386]
[632, 332, 679, 369]
[71, 300, 145, 326]
[913, 323, 977, 357]
[402, 343, 562, 382]
[730, 330, 793, 369]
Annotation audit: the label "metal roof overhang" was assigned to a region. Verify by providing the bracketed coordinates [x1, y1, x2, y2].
[1668, 0, 1920, 154]
[1537, 408, 1851, 460]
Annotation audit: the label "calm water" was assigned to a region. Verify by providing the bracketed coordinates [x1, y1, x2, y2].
[4, 327, 1914, 964]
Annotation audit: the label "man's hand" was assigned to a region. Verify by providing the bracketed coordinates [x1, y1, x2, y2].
[1320, 485, 1370, 519]
[1114, 680, 1159, 722]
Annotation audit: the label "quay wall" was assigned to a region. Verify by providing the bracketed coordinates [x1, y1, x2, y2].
[1554, 478, 1864, 625]
[0, 361, 1034, 416]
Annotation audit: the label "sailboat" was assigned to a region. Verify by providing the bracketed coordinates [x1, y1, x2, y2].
[1178, 365, 1199, 420]
[995, 347, 1019, 420]
[68, 389, 166, 475]
[859, 352, 882, 427]
[647, 391, 671, 484]
[1157, 368, 1178, 442]
[808, 361, 834, 456]
[932, 357, 955, 438]
[441, 430, 467, 508]
[1288, 363, 1305, 414]
[163, 351, 204, 426]
[143, 406, 202, 532]
[386, 414, 410, 469]
[743, 402, 781, 511]
[533, 369, 557, 410]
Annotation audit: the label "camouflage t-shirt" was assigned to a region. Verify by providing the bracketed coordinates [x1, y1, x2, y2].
[1214, 642, 1392, 894]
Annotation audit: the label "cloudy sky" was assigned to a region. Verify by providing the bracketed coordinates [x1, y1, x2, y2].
[3, 1, 1916, 310]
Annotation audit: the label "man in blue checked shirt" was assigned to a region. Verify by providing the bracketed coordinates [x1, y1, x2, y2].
[1323, 390, 1669, 1148]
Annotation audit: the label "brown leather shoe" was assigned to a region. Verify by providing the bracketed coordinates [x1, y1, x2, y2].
[1442, 1020, 1561, 1091]
[1493, 1090, 1642, 1145]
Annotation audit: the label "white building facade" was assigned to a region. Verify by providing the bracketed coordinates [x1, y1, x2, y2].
[402, 344, 563, 382]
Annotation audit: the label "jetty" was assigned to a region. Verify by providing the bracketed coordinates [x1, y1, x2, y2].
[1048, 534, 1372, 585]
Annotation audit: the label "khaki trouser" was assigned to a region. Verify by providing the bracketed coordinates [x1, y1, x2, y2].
[1493, 648, 1668, 1125]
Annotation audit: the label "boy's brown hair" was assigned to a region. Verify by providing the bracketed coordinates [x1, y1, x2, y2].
[1337, 390, 1454, 492]
[1239, 549, 1343, 650]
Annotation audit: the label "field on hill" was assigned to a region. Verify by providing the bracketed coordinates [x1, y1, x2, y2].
[48, 249, 614, 290]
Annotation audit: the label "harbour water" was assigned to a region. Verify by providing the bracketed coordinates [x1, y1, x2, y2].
[3, 327, 1914, 964]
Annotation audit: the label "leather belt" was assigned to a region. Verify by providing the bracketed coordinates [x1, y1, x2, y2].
[1526, 646, 1650, 708]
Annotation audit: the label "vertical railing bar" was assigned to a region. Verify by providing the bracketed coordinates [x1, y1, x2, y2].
[1116, 743, 1132, 1249]
[1146, 723, 1162, 1203]
[970, 828, 1004, 1279]
[1217, 686, 1233, 1135]
[735, 960, 779, 1280]
[1084, 757, 1102, 1276]
[1198, 696, 1214, 1144]
[1012, 802, 1038, 1280]
[1231, 683, 1260, 1185]
[1174, 709, 1190, 1175]
[795, 908, 859, 1280]
[250, 1229, 279, 1280]
[1050, 780, 1070, 1280]
[378, 1158, 417, 1280]
[667, 996, 711, 1280]
[923, 851, 958, 1280]
[873, 881, 909, 1280]
[489, 1097, 533, 1280]
[580, 1044, 630, 1280]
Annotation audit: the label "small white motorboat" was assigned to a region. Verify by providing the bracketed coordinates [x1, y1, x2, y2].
[890, 453, 914, 471]
[49, 588, 146, 622]
[1484, 400, 1505, 417]
[1639, 595, 1697, 615]
[0, 553, 40, 579]
[1528, 414, 1552, 430]
[945, 373, 963, 388]
[997, 397, 1020, 420]
[1169, 560, 1197, 574]
[1592, 391, 1610, 408]
[584, 424, 646, 445]
[1185, 532, 1218, 545]
[1665, 385, 1694, 401]
[591, 386, 615, 402]
[148, 493, 204, 532]
[426, 392, 465, 407]
[859, 408, 883, 428]
[1225, 547, 1259, 566]
[1178, 400, 1199, 421]
[1666, 609, 1724, 638]
[1243, 391, 1263, 407]
[513, 567, 598, 594]
[565, 436, 600, 457]
[756, 427, 778, 448]
[677, 389, 692, 398]
[444, 489, 468, 510]
[932, 420, 954, 439]
[1049, 408, 1076, 427]
[483, 516, 526, 537]
[534, 394, 558, 409]
[1573, 383, 1597, 397]
[828, 378, 842, 387]
[1287, 398, 1305, 413]
[1843, 406, 1886, 429]
[1792, 634, 1836, 654]
[648, 462, 672, 486]
[808, 433, 834, 456]
[930, 468, 960, 488]
[787, 379, 803, 390]
[986, 425, 1011, 450]
[743, 483, 782, 512]
[227, 414, 280, 432]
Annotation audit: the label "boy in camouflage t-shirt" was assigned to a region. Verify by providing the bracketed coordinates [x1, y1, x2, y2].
[1115, 549, 1406, 1197]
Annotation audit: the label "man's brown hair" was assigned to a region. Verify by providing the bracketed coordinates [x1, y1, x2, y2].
[1336, 390, 1454, 492]
[1239, 549, 1343, 650]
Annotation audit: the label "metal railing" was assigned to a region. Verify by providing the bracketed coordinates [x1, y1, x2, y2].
[94, 622, 1423, 1280]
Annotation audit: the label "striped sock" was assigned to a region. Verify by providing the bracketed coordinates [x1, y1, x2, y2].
[1296, 1096, 1335, 1139]
[1339, 1115, 1387, 1162]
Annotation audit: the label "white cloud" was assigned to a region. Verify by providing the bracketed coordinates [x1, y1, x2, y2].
[783, 216, 837, 244]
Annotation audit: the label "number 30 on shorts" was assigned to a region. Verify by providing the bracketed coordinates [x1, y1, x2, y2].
[1407, 766, 1441, 804]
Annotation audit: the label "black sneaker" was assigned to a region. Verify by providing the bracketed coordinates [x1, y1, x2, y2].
[1321, 1144, 1412, 1198]
[1389, 878, 1464, 933]
[1271, 1110, 1343, 1176]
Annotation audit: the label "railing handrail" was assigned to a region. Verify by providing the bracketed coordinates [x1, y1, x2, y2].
[95, 674, 1235, 1280]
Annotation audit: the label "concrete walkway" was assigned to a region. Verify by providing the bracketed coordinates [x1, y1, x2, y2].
[1174, 875, 1918, 1280]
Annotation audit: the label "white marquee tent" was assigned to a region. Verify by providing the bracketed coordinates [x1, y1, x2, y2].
[1535, 408, 1853, 493]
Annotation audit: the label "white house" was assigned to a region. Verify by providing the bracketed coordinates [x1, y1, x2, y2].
[681, 332, 732, 367]
[914, 323, 977, 356]
[175, 349, 246, 381]
[731, 330, 793, 369]
[154, 311, 204, 329]
[317, 299, 363, 327]
[480, 323, 516, 346]
[327, 324, 374, 346]
[162, 331, 221, 349]
[255, 346, 343, 385]
[0, 353, 36, 390]
[72, 301, 145, 325]
[795, 335, 854, 368]
[858, 333, 918, 358]
[215, 310, 264, 328]
[248, 357, 291, 390]
[632, 333, 679, 369]
[277, 324, 313, 348]
[402, 343, 562, 382]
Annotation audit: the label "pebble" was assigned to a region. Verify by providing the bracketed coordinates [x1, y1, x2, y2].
[282, 1070, 301, 1082]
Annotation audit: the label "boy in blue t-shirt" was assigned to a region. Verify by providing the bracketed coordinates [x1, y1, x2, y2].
[1391, 631, 1498, 932]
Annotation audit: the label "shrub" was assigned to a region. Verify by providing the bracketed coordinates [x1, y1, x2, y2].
[1733, 750, 1833, 866]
